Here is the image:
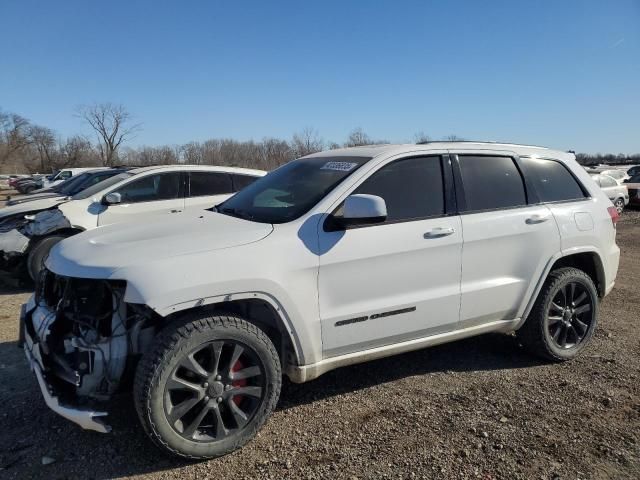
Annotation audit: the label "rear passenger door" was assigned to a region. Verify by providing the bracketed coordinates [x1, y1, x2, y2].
[184, 171, 234, 212]
[453, 153, 560, 327]
[519, 156, 599, 273]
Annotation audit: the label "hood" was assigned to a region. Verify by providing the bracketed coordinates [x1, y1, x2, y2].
[46, 210, 274, 278]
[7, 191, 62, 206]
[0, 196, 67, 219]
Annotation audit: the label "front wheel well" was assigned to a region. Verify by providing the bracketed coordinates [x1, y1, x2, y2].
[550, 252, 605, 298]
[164, 299, 299, 370]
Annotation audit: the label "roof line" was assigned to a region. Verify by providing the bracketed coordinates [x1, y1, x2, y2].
[416, 140, 548, 149]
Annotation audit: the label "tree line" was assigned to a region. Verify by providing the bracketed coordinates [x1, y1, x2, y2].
[1, 104, 637, 174]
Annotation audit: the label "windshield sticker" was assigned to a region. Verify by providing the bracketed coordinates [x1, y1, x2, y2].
[321, 161, 358, 172]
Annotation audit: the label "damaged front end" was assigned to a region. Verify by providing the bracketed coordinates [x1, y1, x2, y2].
[21, 269, 159, 432]
[0, 209, 71, 277]
[0, 214, 34, 274]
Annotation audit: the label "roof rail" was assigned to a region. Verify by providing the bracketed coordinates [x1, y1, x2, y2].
[416, 140, 548, 149]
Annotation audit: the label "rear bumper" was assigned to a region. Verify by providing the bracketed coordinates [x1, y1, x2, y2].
[21, 301, 111, 433]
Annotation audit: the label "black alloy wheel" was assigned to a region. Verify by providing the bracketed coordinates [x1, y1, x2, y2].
[163, 340, 265, 442]
[546, 281, 594, 350]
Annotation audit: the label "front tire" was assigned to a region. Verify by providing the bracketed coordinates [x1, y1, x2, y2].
[134, 313, 281, 460]
[517, 267, 598, 361]
[26, 235, 68, 281]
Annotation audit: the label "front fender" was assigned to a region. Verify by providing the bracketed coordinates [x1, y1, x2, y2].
[151, 290, 304, 364]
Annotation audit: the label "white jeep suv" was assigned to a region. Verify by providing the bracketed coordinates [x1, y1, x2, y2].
[20, 143, 620, 459]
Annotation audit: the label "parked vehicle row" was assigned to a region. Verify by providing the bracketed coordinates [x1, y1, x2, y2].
[18, 143, 620, 460]
[0, 165, 264, 281]
[624, 174, 640, 208]
[590, 174, 629, 213]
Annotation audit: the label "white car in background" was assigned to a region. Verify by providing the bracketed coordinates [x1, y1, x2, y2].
[590, 174, 629, 213]
[41, 167, 100, 188]
[0, 165, 265, 279]
[599, 169, 630, 185]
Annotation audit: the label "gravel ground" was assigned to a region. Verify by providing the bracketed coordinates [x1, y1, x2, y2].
[0, 208, 638, 480]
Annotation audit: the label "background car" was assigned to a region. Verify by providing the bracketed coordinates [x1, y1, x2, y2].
[623, 174, 640, 208]
[6, 168, 126, 205]
[627, 165, 640, 178]
[0, 165, 265, 280]
[591, 174, 629, 213]
[599, 169, 630, 184]
[40, 167, 99, 188]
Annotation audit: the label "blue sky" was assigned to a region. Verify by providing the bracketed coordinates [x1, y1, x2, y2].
[1, 0, 639, 153]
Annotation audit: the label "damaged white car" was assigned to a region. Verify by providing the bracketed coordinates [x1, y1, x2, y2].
[20, 144, 619, 460]
[0, 165, 265, 280]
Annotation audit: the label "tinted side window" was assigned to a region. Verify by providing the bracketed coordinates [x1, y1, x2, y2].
[113, 173, 182, 203]
[521, 158, 586, 202]
[232, 174, 259, 192]
[189, 172, 232, 197]
[459, 156, 526, 211]
[352, 156, 444, 222]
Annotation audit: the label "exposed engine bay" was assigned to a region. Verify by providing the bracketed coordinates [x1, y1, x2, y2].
[21, 269, 158, 430]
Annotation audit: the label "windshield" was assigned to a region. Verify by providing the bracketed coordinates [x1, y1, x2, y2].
[72, 172, 133, 200]
[217, 156, 371, 224]
[55, 172, 91, 194]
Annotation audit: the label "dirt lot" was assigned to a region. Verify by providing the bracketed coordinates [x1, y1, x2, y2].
[0, 210, 638, 480]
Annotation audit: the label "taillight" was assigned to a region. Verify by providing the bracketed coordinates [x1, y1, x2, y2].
[607, 206, 620, 226]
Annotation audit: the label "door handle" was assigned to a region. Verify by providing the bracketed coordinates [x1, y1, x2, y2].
[423, 227, 455, 238]
[526, 214, 550, 224]
[170, 209, 182, 213]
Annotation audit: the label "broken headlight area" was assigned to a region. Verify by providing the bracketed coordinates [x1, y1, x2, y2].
[0, 213, 32, 233]
[26, 270, 159, 405]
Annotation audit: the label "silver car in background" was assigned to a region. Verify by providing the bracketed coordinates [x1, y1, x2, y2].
[591, 174, 629, 213]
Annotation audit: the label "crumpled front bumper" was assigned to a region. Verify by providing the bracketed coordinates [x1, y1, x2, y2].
[20, 299, 112, 433]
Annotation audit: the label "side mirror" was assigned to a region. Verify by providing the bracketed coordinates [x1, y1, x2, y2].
[103, 192, 122, 205]
[327, 194, 387, 230]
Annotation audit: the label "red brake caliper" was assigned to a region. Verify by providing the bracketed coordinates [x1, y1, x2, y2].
[231, 359, 246, 406]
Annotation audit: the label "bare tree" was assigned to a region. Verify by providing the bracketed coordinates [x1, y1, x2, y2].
[29, 125, 56, 172]
[345, 127, 371, 147]
[413, 131, 431, 143]
[0, 111, 32, 165]
[291, 127, 323, 158]
[77, 103, 141, 166]
[59, 136, 99, 168]
[444, 134, 464, 141]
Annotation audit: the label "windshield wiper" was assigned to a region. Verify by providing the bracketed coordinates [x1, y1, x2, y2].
[217, 206, 255, 221]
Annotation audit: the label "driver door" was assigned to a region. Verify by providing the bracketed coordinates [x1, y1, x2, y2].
[318, 155, 462, 357]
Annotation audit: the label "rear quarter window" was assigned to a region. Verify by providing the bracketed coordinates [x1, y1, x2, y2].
[521, 158, 587, 202]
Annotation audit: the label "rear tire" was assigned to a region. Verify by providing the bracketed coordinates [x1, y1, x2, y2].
[134, 312, 281, 460]
[517, 267, 598, 361]
[26, 235, 67, 281]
